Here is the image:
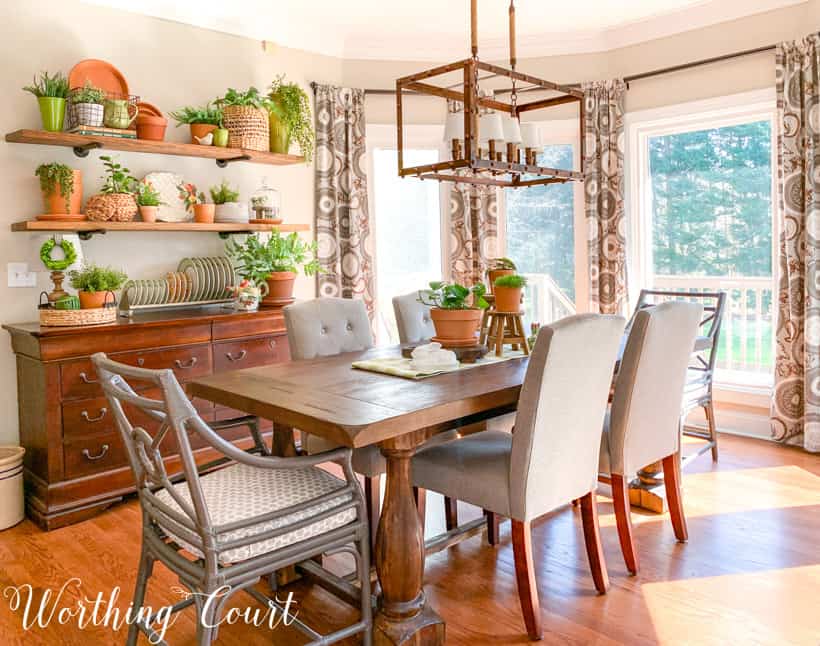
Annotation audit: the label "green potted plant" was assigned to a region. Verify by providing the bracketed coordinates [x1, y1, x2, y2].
[35, 162, 82, 215]
[209, 180, 246, 222]
[419, 281, 489, 346]
[216, 87, 270, 151]
[135, 180, 163, 223]
[493, 274, 527, 312]
[23, 71, 69, 132]
[487, 257, 517, 294]
[68, 81, 106, 128]
[226, 231, 319, 306]
[267, 76, 314, 160]
[68, 262, 128, 309]
[190, 191, 213, 223]
[169, 103, 223, 144]
[85, 155, 138, 222]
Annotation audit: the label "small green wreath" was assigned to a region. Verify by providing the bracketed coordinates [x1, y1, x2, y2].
[40, 238, 77, 271]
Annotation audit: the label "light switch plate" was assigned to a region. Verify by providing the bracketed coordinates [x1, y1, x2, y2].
[8, 263, 37, 288]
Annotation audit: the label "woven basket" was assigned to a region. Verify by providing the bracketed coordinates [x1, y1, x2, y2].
[222, 105, 269, 151]
[40, 307, 117, 327]
[86, 193, 138, 222]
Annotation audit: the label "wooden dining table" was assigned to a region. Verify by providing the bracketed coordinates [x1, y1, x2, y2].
[187, 344, 529, 645]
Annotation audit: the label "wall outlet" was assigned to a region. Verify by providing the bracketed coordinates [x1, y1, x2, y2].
[7, 263, 37, 288]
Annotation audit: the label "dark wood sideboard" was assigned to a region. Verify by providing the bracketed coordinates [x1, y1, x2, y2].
[3, 307, 290, 530]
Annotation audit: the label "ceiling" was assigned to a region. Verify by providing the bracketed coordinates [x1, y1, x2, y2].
[83, 0, 804, 61]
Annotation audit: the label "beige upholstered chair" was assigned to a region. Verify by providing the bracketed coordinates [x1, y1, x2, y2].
[392, 291, 435, 344]
[412, 314, 626, 640]
[599, 301, 703, 575]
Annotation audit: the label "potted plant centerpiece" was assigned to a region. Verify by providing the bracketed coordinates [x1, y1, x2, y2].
[226, 231, 319, 307]
[35, 162, 82, 215]
[487, 257, 517, 294]
[216, 87, 270, 151]
[493, 274, 527, 312]
[419, 281, 489, 347]
[267, 76, 314, 160]
[210, 180, 246, 222]
[23, 71, 69, 132]
[85, 155, 138, 222]
[135, 180, 162, 223]
[169, 103, 223, 144]
[68, 262, 127, 309]
[68, 81, 106, 127]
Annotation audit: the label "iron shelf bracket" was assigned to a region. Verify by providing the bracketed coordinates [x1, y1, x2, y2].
[218, 230, 254, 239]
[216, 154, 251, 168]
[72, 142, 103, 158]
[78, 229, 106, 241]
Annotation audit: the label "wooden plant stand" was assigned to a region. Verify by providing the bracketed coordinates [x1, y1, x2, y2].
[482, 310, 529, 357]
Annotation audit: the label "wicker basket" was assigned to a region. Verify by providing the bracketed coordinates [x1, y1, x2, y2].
[86, 193, 138, 222]
[222, 105, 269, 151]
[40, 306, 117, 327]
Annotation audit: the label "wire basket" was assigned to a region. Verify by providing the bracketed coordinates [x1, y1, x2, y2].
[67, 89, 140, 132]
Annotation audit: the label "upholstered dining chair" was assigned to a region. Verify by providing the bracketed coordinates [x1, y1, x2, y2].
[91, 353, 372, 646]
[411, 314, 626, 640]
[392, 291, 436, 344]
[599, 301, 703, 576]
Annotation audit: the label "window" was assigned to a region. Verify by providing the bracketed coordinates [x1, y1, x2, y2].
[628, 91, 776, 387]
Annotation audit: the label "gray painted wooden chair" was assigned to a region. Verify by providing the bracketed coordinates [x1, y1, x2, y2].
[91, 352, 372, 646]
[599, 301, 703, 575]
[411, 314, 626, 640]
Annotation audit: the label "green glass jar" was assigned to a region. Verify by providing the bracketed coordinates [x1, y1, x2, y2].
[268, 109, 291, 154]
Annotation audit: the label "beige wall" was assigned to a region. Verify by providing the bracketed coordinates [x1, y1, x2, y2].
[0, 0, 342, 443]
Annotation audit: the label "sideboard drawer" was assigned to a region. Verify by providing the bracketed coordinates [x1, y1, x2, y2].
[213, 336, 289, 372]
[61, 344, 213, 400]
[64, 432, 129, 479]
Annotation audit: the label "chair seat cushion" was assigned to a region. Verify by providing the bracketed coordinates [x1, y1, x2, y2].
[411, 430, 512, 516]
[154, 463, 356, 564]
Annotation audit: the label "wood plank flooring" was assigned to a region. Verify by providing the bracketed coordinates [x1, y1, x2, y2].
[0, 433, 817, 645]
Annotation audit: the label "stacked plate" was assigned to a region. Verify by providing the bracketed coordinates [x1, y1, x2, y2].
[121, 278, 171, 307]
[177, 256, 237, 302]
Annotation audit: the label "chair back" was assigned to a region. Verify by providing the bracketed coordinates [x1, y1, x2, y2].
[509, 314, 625, 521]
[608, 301, 703, 475]
[284, 297, 374, 360]
[392, 292, 435, 344]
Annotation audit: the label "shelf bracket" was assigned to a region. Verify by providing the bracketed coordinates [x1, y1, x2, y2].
[73, 142, 103, 158]
[216, 154, 251, 168]
[78, 229, 106, 241]
[218, 230, 254, 239]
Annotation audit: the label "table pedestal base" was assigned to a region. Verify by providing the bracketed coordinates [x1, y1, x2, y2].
[629, 460, 667, 513]
[374, 602, 445, 645]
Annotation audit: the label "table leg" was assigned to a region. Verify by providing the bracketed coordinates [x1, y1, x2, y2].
[374, 431, 445, 645]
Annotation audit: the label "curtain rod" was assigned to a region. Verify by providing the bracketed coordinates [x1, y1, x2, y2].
[318, 43, 777, 96]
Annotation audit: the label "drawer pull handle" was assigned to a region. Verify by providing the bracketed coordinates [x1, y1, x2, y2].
[174, 357, 198, 369]
[136, 358, 145, 367]
[79, 372, 99, 384]
[226, 350, 247, 362]
[81, 408, 108, 423]
[82, 444, 109, 461]
[268, 339, 277, 349]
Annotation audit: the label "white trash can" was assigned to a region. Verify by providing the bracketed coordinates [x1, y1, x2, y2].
[0, 447, 25, 530]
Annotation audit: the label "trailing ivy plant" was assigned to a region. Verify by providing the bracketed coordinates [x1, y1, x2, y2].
[226, 232, 319, 285]
[268, 76, 314, 162]
[419, 281, 489, 310]
[68, 263, 128, 293]
[35, 162, 75, 212]
[99, 155, 137, 194]
[209, 180, 240, 204]
[22, 71, 69, 98]
[71, 81, 105, 105]
[216, 87, 269, 109]
[169, 103, 223, 126]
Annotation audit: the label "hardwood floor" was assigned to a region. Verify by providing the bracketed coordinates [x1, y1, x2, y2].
[0, 433, 817, 645]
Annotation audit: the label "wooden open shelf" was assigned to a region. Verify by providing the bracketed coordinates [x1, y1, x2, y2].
[11, 220, 310, 236]
[5, 130, 305, 167]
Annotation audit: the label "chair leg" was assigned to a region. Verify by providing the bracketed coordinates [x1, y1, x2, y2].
[357, 532, 373, 646]
[444, 496, 458, 531]
[486, 510, 500, 546]
[126, 544, 154, 646]
[195, 589, 221, 646]
[611, 473, 639, 575]
[511, 520, 543, 641]
[704, 400, 719, 462]
[663, 453, 688, 542]
[579, 490, 609, 594]
[413, 486, 427, 536]
[364, 475, 380, 550]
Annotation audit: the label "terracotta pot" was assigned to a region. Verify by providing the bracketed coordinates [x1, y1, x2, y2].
[487, 268, 514, 294]
[193, 203, 215, 223]
[139, 205, 158, 223]
[136, 115, 167, 141]
[78, 290, 111, 310]
[43, 169, 82, 215]
[494, 286, 523, 313]
[429, 308, 483, 346]
[261, 271, 296, 307]
[189, 123, 217, 144]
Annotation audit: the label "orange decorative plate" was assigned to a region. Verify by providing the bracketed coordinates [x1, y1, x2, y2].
[68, 59, 129, 96]
[136, 102, 164, 118]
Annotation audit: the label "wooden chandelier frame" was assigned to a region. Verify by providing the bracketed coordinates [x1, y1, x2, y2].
[395, 0, 585, 188]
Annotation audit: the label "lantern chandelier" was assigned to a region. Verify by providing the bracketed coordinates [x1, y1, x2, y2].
[395, 0, 584, 188]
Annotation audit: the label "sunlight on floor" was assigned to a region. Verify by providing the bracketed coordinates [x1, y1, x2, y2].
[641, 564, 820, 645]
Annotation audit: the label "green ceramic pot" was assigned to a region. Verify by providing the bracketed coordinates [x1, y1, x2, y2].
[213, 128, 229, 147]
[268, 110, 291, 154]
[38, 97, 66, 132]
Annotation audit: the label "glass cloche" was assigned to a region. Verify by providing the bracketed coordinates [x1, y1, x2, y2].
[249, 177, 281, 222]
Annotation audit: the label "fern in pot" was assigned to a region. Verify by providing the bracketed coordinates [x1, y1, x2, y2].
[69, 81, 106, 128]
[267, 75, 314, 160]
[35, 162, 82, 215]
[68, 262, 128, 309]
[85, 155, 138, 222]
[226, 231, 319, 306]
[169, 102, 223, 144]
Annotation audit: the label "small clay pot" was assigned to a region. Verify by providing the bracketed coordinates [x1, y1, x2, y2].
[262, 271, 296, 307]
[193, 203, 215, 223]
[139, 205, 158, 223]
[429, 308, 483, 346]
[135, 114, 167, 141]
[487, 268, 514, 294]
[189, 123, 217, 144]
[43, 169, 82, 215]
[78, 290, 110, 309]
[494, 286, 523, 313]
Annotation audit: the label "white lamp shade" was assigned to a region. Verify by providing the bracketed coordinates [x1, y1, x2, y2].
[520, 122, 540, 148]
[478, 113, 504, 144]
[500, 114, 522, 144]
[443, 111, 464, 143]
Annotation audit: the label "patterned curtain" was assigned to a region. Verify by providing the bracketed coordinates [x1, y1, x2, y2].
[771, 34, 820, 453]
[448, 182, 499, 286]
[583, 79, 628, 315]
[314, 84, 375, 320]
